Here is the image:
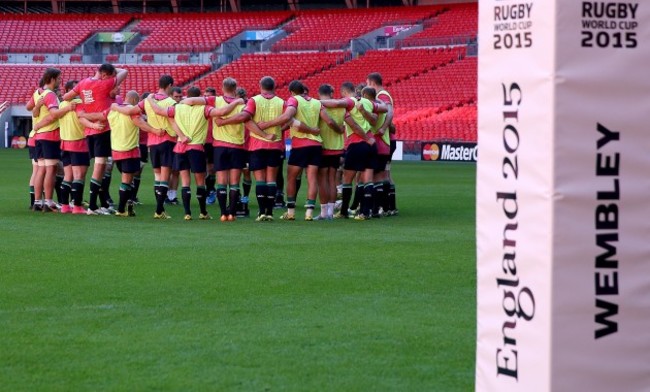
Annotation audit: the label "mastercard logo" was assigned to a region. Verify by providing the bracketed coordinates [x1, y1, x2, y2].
[422, 143, 440, 161]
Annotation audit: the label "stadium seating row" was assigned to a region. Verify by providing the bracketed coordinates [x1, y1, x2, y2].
[0, 64, 210, 105]
[400, 3, 478, 47]
[0, 4, 477, 55]
[194, 52, 349, 98]
[0, 14, 131, 53]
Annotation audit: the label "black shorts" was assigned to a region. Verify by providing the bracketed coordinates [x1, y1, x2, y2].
[288, 145, 322, 168]
[374, 154, 390, 173]
[344, 142, 377, 172]
[389, 139, 397, 162]
[249, 149, 283, 172]
[116, 158, 141, 174]
[214, 146, 247, 171]
[204, 143, 214, 164]
[173, 149, 207, 173]
[139, 144, 149, 163]
[87, 132, 111, 159]
[150, 141, 175, 169]
[29, 146, 37, 161]
[319, 153, 343, 169]
[61, 151, 90, 167]
[35, 140, 61, 160]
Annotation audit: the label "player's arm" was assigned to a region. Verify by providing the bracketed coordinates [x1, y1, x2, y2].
[26, 97, 36, 111]
[209, 98, 245, 117]
[245, 120, 276, 142]
[32, 104, 74, 131]
[132, 116, 164, 136]
[345, 115, 374, 145]
[62, 89, 79, 101]
[215, 111, 251, 126]
[168, 116, 189, 143]
[358, 103, 379, 126]
[109, 103, 143, 116]
[290, 119, 320, 136]
[320, 99, 351, 109]
[115, 68, 128, 85]
[319, 108, 343, 134]
[78, 111, 106, 121]
[78, 116, 104, 131]
[144, 97, 170, 117]
[258, 106, 296, 130]
[377, 102, 393, 136]
[180, 97, 207, 106]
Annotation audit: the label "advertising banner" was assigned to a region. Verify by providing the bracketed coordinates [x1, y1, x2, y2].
[383, 25, 414, 37]
[421, 141, 477, 162]
[96, 32, 136, 43]
[476, 1, 650, 391]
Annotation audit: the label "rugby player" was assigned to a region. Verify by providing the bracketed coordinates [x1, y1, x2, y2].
[212, 76, 283, 221]
[104, 91, 164, 217]
[256, 80, 334, 221]
[150, 85, 244, 221]
[321, 82, 387, 220]
[30, 68, 69, 212]
[367, 72, 398, 216]
[112, 75, 177, 219]
[203, 87, 218, 205]
[63, 63, 128, 215]
[314, 83, 345, 220]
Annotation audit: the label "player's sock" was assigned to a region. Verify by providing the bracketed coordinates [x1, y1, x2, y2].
[154, 180, 160, 200]
[89, 178, 102, 210]
[389, 183, 397, 211]
[132, 175, 141, 201]
[29, 185, 35, 207]
[373, 182, 384, 215]
[340, 183, 352, 216]
[276, 164, 284, 193]
[205, 174, 216, 193]
[181, 186, 191, 215]
[319, 203, 327, 218]
[295, 178, 302, 196]
[287, 197, 296, 216]
[362, 183, 374, 217]
[217, 184, 228, 216]
[243, 179, 252, 199]
[55, 175, 63, 203]
[168, 189, 177, 202]
[72, 180, 84, 206]
[156, 181, 168, 214]
[305, 199, 315, 219]
[382, 181, 391, 211]
[101, 173, 112, 207]
[228, 185, 240, 216]
[196, 186, 208, 215]
[60, 181, 72, 206]
[118, 183, 131, 213]
[328, 202, 335, 218]
[350, 184, 363, 211]
[266, 182, 277, 216]
[255, 181, 268, 217]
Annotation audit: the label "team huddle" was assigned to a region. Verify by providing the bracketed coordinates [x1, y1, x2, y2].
[27, 64, 399, 222]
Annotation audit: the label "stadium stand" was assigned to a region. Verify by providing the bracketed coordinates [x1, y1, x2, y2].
[271, 6, 442, 52]
[0, 4, 479, 143]
[0, 14, 131, 53]
[276, 47, 464, 97]
[0, 64, 210, 104]
[133, 12, 292, 53]
[193, 51, 349, 98]
[400, 3, 478, 47]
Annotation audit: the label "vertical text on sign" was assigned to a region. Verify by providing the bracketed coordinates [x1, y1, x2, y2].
[495, 82, 536, 381]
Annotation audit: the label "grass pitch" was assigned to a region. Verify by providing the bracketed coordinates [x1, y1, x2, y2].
[0, 149, 476, 391]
